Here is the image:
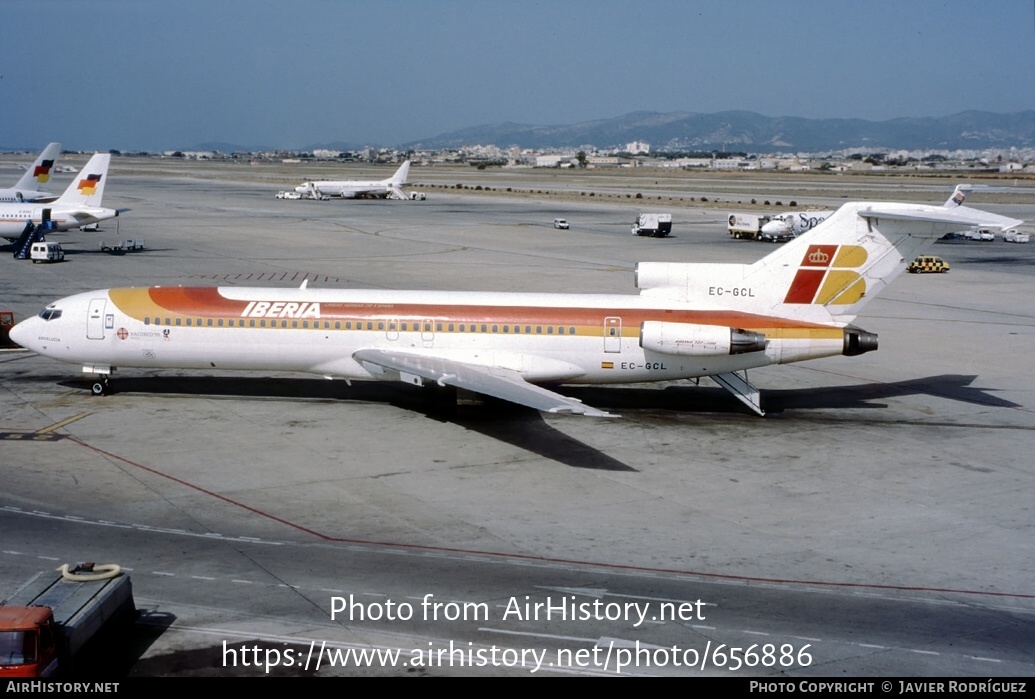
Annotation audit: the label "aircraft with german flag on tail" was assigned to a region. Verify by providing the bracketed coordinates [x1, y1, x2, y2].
[0, 153, 123, 238]
[9, 192, 1022, 416]
[0, 143, 62, 203]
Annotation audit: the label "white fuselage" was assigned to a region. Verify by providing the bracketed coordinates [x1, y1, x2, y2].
[0, 203, 118, 235]
[10, 287, 847, 385]
[294, 180, 391, 198]
[0, 188, 53, 204]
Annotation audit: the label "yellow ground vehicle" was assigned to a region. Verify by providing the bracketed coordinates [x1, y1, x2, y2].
[907, 256, 950, 273]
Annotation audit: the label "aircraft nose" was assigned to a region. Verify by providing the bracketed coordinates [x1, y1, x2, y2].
[8, 318, 32, 350]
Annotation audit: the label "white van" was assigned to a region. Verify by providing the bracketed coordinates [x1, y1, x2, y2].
[30, 242, 65, 263]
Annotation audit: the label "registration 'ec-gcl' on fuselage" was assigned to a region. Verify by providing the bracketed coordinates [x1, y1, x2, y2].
[9, 196, 1022, 417]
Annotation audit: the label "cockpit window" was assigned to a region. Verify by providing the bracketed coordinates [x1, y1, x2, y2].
[38, 309, 62, 321]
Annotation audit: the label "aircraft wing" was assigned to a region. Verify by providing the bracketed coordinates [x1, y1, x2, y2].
[352, 348, 616, 417]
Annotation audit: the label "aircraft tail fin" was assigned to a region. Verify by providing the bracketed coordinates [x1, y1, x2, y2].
[638, 198, 1023, 326]
[754, 200, 1022, 324]
[944, 184, 969, 207]
[14, 143, 61, 189]
[390, 160, 410, 185]
[54, 153, 110, 207]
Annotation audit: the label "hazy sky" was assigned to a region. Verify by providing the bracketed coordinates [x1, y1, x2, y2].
[3, 0, 1034, 151]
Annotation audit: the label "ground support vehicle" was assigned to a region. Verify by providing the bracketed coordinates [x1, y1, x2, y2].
[29, 242, 64, 263]
[99, 239, 144, 253]
[0, 564, 135, 677]
[632, 213, 672, 237]
[907, 256, 950, 273]
[727, 213, 770, 240]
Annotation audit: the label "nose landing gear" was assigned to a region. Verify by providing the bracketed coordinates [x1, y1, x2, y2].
[90, 376, 111, 396]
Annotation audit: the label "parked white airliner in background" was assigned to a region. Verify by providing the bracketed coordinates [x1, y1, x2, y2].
[0, 153, 122, 238]
[0, 143, 62, 203]
[10, 195, 1021, 416]
[295, 160, 411, 199]
[760, 210, 834, 239]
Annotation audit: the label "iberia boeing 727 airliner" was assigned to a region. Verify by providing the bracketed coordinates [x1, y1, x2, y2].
[9, 194, 1022, 417]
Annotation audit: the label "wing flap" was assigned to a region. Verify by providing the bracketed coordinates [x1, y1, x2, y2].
[353, 349, 616, 418]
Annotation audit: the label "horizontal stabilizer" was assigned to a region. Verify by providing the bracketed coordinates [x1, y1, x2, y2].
[858, 204, 1022, 231]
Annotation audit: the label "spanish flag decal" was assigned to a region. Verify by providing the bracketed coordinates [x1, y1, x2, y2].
[784, 245, 868, 305]
[601, 361, 614, 369]
[77, 173, 102, 195]
[33, 160, 55, 184]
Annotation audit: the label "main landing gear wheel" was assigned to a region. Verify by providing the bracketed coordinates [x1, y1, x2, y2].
[91, 377, 111, 396]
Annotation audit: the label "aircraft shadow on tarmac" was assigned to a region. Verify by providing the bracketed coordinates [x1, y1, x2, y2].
[47, 373, 1018, 471]
[565, 373, 1020, 415]
[55, 375, 636, 472]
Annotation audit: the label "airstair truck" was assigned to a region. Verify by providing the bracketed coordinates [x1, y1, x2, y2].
[0, 564, 135, 677]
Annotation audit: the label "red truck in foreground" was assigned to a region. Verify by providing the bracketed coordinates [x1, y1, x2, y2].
[0, 564, 135, 677]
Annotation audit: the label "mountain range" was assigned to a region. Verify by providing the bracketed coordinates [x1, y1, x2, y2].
[399, 110, 1035, 153]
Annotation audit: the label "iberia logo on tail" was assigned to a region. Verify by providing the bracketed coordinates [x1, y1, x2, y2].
[77, 173, 103, 195]
[33, 160, 55, 184]
[784, 245, 868, 305]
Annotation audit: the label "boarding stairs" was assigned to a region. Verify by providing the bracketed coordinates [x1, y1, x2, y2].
[13, 222, 48, 259]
